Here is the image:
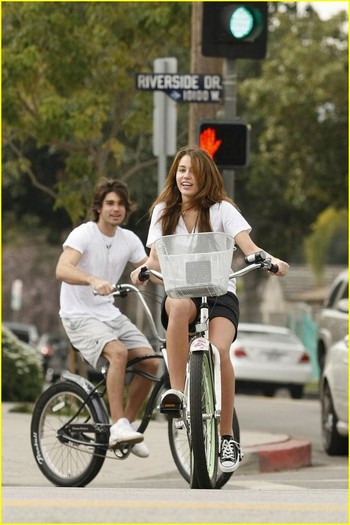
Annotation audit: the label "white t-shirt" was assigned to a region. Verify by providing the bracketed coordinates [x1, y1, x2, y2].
[59, 221, 146, 320]
[147, 201, 251, 294]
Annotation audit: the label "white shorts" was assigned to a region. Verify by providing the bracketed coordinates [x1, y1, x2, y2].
[61, 315, 152, 369]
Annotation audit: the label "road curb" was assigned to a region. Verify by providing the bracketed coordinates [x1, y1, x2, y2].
[242, 437, 312, 473]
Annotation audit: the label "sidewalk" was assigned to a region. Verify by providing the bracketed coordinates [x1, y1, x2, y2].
[1, 403, 311, 487]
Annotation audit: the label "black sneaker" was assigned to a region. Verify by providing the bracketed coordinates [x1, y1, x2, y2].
[219, 436, 243, 473]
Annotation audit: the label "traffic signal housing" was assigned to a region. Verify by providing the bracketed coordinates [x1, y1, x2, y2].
[199, 121, 250, 169]
[202, 2, 268, 59]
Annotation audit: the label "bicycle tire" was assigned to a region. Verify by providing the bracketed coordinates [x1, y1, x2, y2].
[189, 350, 218, 489]
[31, 381, 109, 487]
[168, 398, 240, 489]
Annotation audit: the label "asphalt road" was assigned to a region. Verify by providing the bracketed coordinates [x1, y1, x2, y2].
[2, 393, 348, 523]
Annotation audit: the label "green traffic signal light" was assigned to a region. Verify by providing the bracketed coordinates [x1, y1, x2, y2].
[202, 2, 268, 60]
[229, 7, 254, 39]
[228, 6, 264, 41]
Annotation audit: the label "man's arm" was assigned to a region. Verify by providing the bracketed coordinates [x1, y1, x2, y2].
[56, 247, 114, 295]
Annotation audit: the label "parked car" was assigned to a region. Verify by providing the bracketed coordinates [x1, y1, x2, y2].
[230, 323, 312, 399]
[3, 321, 39, 347]
[317, 270, 348, 374]
[37, 333, 70, 381]
[320, 335, 348, 455]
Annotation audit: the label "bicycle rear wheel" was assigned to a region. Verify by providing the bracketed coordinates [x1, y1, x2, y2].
[189, 350, 218, 489]
[31, 381, 109, 487]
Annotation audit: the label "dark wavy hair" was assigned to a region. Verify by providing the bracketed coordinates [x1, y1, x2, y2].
[90, 178, 135, 223]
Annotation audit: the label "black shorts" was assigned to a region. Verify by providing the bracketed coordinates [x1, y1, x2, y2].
[161, 292, 240, 342]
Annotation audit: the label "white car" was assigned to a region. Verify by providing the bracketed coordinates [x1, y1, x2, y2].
[317, 270, 348, 374]
[230, 323, 312, 399]
[320, 335, 348, 455]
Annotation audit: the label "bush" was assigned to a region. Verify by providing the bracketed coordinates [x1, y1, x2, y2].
[2, 325, 44, 402]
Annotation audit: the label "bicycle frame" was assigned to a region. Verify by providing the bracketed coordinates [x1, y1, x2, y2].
[56, 353, 166, 454]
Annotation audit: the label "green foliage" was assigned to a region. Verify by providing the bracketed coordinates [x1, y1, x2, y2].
[304, 207, 348, 283]
[236, 5, 348, 260]
[2, 326, 44, 402]
[2, 2, 348, 265]
[2, 1, 191, 223]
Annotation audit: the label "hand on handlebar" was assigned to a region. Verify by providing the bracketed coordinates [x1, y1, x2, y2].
[91, 278, 116, 296]
[269, 258, 289, 277]
[244, 251, 289, 277]
[130, 266, 149, 286]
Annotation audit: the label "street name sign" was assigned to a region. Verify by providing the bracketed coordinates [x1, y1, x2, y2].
[136, 73, 223, 103]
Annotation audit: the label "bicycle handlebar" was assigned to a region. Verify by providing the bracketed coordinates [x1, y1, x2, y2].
[138, 251, 279, 282]
[91, 251, 278, 345]
[243, 251, 279, 274]
[138, 266, 163, 282]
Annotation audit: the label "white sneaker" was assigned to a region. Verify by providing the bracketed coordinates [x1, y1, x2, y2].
[130, 422, 150, 458]
[109, 418, 144, 449]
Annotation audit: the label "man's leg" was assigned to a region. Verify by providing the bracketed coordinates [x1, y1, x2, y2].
[102, 339, 128, 423]
[124, 347, 159, 423]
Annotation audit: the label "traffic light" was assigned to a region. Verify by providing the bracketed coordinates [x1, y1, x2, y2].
[202, 2, 268, 59]
[198, 121, 250, 169]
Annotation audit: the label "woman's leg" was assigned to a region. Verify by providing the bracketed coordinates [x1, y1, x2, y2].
[209, 317, 236, 437]
[165, 297, 197, 391]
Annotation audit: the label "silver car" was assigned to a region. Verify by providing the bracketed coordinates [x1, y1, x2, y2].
[320, 335, 348, 455]
[230, 323, 312, 399]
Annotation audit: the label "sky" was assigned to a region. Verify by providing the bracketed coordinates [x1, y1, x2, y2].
[300, 2, 349, 20]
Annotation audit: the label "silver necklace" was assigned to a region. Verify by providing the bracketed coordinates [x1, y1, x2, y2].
[101, 233, 115, 251]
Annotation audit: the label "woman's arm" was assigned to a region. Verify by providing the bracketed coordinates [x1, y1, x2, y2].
[130, 245, 161, 285]
[234, 230, 289, 277]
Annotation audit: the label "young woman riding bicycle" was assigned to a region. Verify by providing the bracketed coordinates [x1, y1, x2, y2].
[131, 146, 289, 473]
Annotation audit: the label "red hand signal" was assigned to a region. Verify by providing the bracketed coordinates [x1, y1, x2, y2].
[199, 127, 222, 158]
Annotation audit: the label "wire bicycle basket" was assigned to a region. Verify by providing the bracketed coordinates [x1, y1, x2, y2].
[154, 232, 235, 298]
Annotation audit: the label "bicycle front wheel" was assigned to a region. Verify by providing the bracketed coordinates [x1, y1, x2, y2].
[31, 381, 109, 487]
[189, 350, 218, 489]
[168, 408, 240, 489]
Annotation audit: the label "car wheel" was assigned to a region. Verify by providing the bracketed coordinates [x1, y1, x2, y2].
[289, 385, 303, 399]
[263, 385, 275, 397]
[321, 382, 348, 456]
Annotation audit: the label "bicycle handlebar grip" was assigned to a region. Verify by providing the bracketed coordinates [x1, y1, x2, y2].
[269, 263, 279, 274]
[138, 266, 150, 282]
[245, 251, 266, 264]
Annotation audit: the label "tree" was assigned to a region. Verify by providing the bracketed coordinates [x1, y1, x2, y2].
[2, 2, 347, 260]
[235, 4, 348, 260]
[304, 207, 348, 283]
[2, 2, 191, 229]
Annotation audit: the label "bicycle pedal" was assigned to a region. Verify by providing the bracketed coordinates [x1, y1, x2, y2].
[157, 403, 181, 417]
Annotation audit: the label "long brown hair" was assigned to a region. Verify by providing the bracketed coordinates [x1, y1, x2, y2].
[151, 146, 235, 235]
